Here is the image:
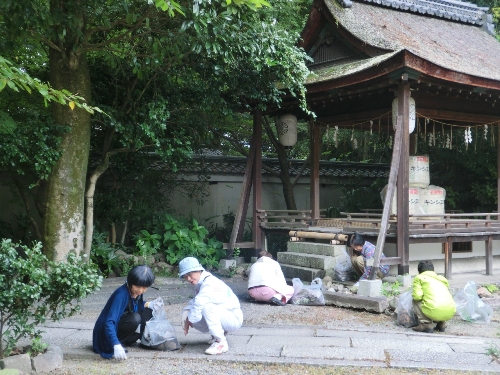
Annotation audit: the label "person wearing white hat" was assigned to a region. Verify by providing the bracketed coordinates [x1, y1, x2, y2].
[179, 257, 243, 355]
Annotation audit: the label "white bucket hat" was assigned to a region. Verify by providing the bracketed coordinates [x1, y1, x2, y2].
[178, 257, 204, 277]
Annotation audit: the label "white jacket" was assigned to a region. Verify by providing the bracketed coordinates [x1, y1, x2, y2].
[247, 257, 289, 296]
[184, 271, 241, 324]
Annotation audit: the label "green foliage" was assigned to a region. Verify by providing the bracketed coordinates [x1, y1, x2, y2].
[151, 215, 225, 268]
[483, 283, 500, 293]
[26, 336, 49, 357]
[0, 56, 99, 114]
[486, 342, 500, 360]
[381, 281, 402, 297]
[135, 230, 162, 259]
[90, 231, 122, 276]
[0, 238, 102, 359]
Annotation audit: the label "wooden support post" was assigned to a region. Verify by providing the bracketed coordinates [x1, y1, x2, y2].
[369, 116, 403, 279]
[252, 109, 263, 257]
[397, 75, 410, 275]
[310, 119, 320, 220]
[228, 137, 256, 259]
[444, 237, 453, 279]
[498, 125, 500, 216]
[486, 235, 493, 275]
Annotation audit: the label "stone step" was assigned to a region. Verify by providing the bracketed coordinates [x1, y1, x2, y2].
[278, 251, 337, 270]
[287, 241, 347, 257]
[281, 264, 335, 282]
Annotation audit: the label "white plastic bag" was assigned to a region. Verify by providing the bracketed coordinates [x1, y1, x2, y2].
[334, 248, 355, 281]
[453, 281, 493, 324]
[290, 278, 325, 306]
[141, 298, 180, 349]
[395, 289, 418, 327]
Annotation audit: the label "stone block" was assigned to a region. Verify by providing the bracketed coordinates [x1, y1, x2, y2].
[396, 274, 412, 288]
[0, 354, 32, 374]
[31, 351, 63, 374]
[323, 291, 388, 313]
[358, 279, 382, 297]
[218, 259, 236, 269]
[277, 252, 336, 270]
[47, 345, 63, 361]
[281, 264, 325, 282]
[287, 242, 346, 257]
[250, 257, 258, 263]
[234, 256, 245, 265]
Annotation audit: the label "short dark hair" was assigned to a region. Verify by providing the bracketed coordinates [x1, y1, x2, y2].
[417, 260, 434, 273]
[258, 251, 273, 259]
[350, 233, 365, 247]
[127, 265, 155, 287]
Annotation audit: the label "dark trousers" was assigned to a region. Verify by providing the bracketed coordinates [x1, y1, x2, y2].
[117, 308, 153, 346]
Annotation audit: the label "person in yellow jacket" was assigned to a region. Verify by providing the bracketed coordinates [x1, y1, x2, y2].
[412, 260, 456, 333]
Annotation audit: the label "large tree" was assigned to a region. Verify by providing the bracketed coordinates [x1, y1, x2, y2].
[0, 0, 309, 260]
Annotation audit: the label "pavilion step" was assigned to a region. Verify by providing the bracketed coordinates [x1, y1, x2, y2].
[287, 241, 347, 257]
[277, 251, 337, 270]
[281, 264, 335, 282]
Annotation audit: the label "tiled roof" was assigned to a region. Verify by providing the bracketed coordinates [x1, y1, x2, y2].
[172, 155, 389, 178]
[319, 0, 500, 81]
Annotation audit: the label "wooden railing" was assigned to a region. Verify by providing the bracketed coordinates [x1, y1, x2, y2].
[257, 209, 312, 229]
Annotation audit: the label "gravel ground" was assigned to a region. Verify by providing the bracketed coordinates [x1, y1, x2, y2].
[48, 274, 500, 374]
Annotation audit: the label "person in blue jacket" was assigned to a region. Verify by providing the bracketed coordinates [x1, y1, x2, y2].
[93, 265, 162, 360]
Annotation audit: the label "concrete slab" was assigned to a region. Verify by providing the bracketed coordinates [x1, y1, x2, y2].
[448, 343, 495, 354]
[282, 345, 386, 361]
[387, 348, 496, 366]
[287, 242, 347, 257]
[316, 328, 409, 341]
[352, 337, 454, 352]
[281, 264, 325, 281]
[247, 336, 350, 348]
[323, 290, 388, 313]
[277, 252, 337, 270]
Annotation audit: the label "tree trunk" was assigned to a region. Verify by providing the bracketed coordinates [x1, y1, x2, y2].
[43, 46, 91, 261]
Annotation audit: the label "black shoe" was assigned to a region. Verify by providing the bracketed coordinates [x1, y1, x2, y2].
[435, 321, 447, 332]
[270, 297, 286, 306]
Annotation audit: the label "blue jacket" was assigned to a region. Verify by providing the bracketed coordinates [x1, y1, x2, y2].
[93, 283, 145, 358]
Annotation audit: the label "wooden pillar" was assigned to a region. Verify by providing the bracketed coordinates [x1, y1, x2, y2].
[498, 125, 500, 215]
[486, 235, 493, 275]
[397, 76, 410, 275]
[444, 237, 453, 279]
[252, 109, 263, 257]
[310, 120, 320, 220]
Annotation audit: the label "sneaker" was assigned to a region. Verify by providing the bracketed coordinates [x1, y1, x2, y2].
[412, 323, 434, 333]
[270, 297, 286, 306]
[207, 332, 227, 345]
[435, 321, 447, 332]
[205, 340, 229, 355]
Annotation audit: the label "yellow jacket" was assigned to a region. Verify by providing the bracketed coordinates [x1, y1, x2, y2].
[412, 271, 456, 321]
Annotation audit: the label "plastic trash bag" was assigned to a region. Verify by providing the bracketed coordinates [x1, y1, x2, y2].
[290, 278, 325, 306]
[334, 248, 355, 281]
[395, 289, 418, 327]
[453, 281, 493, 324]
[141, 298, 180, 349]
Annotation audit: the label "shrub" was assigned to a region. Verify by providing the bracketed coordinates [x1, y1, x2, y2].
[135, 214, 225, 269]
[0, 239, 102, 359]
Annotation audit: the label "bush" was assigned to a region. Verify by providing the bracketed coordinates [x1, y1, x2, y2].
[0, 239, 102, 359]
[136, 214, 225, 269]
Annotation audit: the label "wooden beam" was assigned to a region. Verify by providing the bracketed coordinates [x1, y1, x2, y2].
[252, 109, 263, 256]
[310, 119, 320, 220]
[498, 125, 500, 217]
[228, 137, 256, 258]
[486, 235, 493, 275]
[397, 76, 410, 275]
[223, 242, 255, 250]
[418, 108, 500, 124]
[444, 237, 453, 279]
[369, 115, 403, 279]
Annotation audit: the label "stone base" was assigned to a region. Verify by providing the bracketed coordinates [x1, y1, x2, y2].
[358, 279, 382, 297]
[219, 259, 236, 269]
[323, 291, 388, 313]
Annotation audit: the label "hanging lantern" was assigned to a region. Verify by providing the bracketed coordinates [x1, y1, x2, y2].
[276, 114, 298, 147]
[392, 96, 416, 134]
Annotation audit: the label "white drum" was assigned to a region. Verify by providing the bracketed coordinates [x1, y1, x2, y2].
[381, 185, 422, 217]
[420, 185, 446, 219]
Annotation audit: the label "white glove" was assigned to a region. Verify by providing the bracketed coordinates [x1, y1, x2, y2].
[147, 297, 163, 311]
[113, 344, 127, 360]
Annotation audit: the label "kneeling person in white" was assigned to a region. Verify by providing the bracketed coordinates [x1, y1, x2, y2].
[180, 257, 243, 355]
